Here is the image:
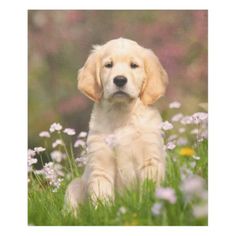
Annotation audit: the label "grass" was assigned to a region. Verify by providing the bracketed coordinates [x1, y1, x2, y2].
[28, 140, 208, 226]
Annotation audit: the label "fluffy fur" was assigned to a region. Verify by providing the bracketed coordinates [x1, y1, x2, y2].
[65, 38, 168, 212]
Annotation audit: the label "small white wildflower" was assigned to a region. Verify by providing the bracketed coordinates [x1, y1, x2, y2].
[166, 141, 176, 150]
[181, 175, 205, 200]
[193, 155, 201, 160]
[178, 127, 186, 133]
[78, 131, 87, 138]
[151, 203, 162, 216]
[75, 155, 87, 167]
[171, 113, 183, 122]
[52, 139, 64, 148]
[190, 161, 196, 168]
[105, 134, 117, 148]
[176, 137, 188, 146]
[49, 122, 62, 133]
[161, 121, 173, 131]
[50, 150, 66, 163]
[193, 203, 208, 218]
[169, 101, 181, 109]
[74, 139, 86, 148]
[28, 155, 38, 167]
[34, 146, 46, 153]
[167, 134, 177, 142]
[53, 163, 65, 177]
[118, 206, 127, 215]
[192, 112, 208, 124]
[191, 128, 199, 135]
[28, 149, 36, 157]
[181, 116, 193, 125]
[63, 128, 76, 136]
[156, 187, 177, 204]
[39, 131, 50, 138]
[41, 162, 63, 191]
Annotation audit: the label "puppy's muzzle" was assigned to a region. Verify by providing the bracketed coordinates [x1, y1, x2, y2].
[113, 76, 127, 88]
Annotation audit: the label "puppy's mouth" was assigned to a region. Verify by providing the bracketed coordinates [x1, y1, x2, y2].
[112, 91, 130, 97]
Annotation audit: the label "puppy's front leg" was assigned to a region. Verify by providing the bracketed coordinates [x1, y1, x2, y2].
[86, 147, 115, 205]
[138, 142, 165, 185]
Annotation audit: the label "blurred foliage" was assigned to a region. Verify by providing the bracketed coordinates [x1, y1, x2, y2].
[28, 10, 208, 147]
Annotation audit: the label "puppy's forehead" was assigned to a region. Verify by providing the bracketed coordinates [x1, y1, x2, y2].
[101, 38, 143, 58]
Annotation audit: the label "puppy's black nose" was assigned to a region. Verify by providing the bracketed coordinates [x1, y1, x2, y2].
[113, 76, 127, 87]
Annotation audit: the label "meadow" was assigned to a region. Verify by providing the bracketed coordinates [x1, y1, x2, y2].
[28, 101, 208, 226]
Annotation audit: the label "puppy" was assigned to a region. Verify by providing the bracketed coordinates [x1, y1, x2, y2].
[65, 38, 168, 212]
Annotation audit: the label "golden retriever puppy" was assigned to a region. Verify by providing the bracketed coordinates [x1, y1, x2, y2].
[65, 38, 168, 212]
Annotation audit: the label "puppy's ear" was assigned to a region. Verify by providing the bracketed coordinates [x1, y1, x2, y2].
[77, 46, 102, 102]
[140, 49, 168, 105]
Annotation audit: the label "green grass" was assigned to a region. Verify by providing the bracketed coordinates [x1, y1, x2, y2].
[28, 140, 208, 226]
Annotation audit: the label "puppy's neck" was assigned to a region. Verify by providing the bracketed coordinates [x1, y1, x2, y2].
[92, 98, 143, 132]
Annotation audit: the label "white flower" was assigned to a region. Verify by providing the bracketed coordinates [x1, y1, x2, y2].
[178, 127, 186, 133]
[193, 156, 201, 160]
[28, 155, 38, 166]
[171, 113, 183, 122]
[50, 150, 66, 162]
[155, 187, 177, 204]
[41, 162, 63, 191]
[118, 206, 127, 215]
[28, 149, 36, 157]
[191, 128, 199, 135]
[39, 131, 50, 138]
[34, 146, 46, 153]
[177, 137, 188, 146]
[49, 122, 62, 133]
[75, 156, 87, 167]
[78, 131, 87, 138]
[192, 112, 208, 124]
[74, 139, 86, 148]
[151, 203, 162, 216]
[63, 128, 76, 136]
[167, 134, 177, 142]
[181, 175, 205, 200]
[161, 121, 173, 131]
[169, 101, 181, 109]
[181, 116, 193, 125]
[166, 141, 176, 150]
[193, 203, 208, 218]
[52, 139, 64, 148]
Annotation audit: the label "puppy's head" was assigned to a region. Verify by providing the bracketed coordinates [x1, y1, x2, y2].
[78, 38, 168, 105]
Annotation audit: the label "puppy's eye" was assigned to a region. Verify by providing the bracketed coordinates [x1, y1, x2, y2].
[105, 62, 113, 68]
[130, 62, 139, 69]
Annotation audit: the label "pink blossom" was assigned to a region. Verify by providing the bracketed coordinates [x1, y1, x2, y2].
[63, 128, 76, 136]
[166, 141, 176, 150]
[49, 122, 62, 132]
[155, 187, 177, 204]
[169, 101, 181, 109]
[52, 139, 64, 148]
[74, 139, 86, 148]
[161, 121, 173, 130]
[151, 203, 162, 216]
[78, 131, 87, 138]
[39, 131, 50, 138]
[34, 146, 46, 153]
[171, 113, 183, 122]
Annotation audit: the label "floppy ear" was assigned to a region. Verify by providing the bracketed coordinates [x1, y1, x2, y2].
[140, 49, 168, 105]
[77, 46, 102, 102]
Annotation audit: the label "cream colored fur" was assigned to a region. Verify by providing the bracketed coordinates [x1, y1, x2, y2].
[65, 38, 168, 213]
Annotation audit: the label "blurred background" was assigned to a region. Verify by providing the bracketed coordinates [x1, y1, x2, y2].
[28, 10, 208, 147]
